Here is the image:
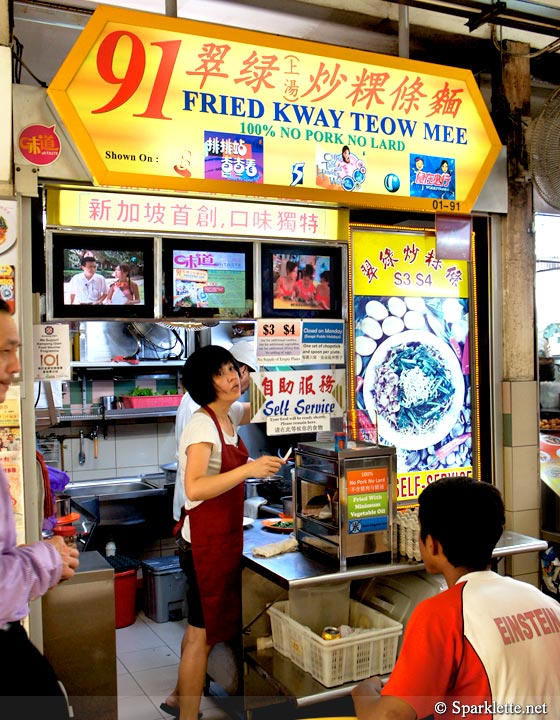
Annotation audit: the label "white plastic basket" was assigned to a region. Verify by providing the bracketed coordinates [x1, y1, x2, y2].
[268, 599, 402, 687]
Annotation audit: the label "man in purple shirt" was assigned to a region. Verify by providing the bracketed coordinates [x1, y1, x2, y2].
[0, 299, 79, 719]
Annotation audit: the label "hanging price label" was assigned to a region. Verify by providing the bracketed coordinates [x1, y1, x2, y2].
[259, 320, 301, 339]
[257, 319, 302, 364]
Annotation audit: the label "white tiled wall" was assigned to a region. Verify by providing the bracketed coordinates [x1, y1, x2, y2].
[61, 422, 176, 482]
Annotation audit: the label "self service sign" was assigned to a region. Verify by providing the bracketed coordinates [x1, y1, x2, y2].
[47, 6, 501, 213]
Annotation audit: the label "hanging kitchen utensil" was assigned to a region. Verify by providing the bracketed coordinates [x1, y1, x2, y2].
[78, 430, 86, 465]
[90, 426, 99, 459]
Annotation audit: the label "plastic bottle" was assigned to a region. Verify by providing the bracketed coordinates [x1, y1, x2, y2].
[105, 540, 116, 557]
[53, 524, 77, 549]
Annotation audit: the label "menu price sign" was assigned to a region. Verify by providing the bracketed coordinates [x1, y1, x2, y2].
[257, 319, 344, 365]
[257, 319, 302, 364]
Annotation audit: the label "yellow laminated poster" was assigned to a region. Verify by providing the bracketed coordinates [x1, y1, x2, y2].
[0, 265, 15, 314]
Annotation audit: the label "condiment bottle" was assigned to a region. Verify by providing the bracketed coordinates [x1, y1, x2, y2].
[53, 524, 77, 549]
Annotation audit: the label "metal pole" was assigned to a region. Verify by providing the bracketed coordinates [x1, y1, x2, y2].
[165, 0, 178, 17]
[398, 4, 410, 58]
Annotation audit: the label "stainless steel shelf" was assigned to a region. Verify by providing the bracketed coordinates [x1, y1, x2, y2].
[70, 360, 184, 368]
[102, 407, 179, 420]
[244, 648, 367, 709]
[55, 407, 179, 424]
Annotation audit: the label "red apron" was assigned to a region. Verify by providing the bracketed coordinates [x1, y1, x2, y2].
[186, 405, 249, 646]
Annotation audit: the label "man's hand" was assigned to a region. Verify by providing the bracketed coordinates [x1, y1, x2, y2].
[352, 677, 416, 720]
[352, 676, 384, 717]
[45, 536, 80, 580]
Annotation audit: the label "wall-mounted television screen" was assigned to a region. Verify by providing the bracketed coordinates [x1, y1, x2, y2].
[46, 232, 157, 320]
[260, 242, 344, 319]
[161, 239, 254, 320]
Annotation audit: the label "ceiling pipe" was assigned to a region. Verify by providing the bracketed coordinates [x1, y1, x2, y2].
[165, 0, 178, 17]
[399, 4, 410, 58]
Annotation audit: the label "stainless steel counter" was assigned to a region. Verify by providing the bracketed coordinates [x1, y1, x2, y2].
[242, 521, 547, 589]
[241, 523, 548, 711]
[42, 551, 117, 720]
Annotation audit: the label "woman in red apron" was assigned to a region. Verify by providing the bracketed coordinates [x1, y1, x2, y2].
[167, 345, 284, 720]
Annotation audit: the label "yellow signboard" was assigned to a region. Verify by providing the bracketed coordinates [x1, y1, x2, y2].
[45, 187, 344, 240]
[47, 6, 501, 213]
[352, 226, 469, 298]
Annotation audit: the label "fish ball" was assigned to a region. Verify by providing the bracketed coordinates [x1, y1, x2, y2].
[365, 300, 388, 321]
[442, 298, 463, 323]
[405, 297, 426, 312]
[356, 335, 377, 356]
[382, 315, 404, 336]
[387, 297, 407, 317]
[355, 353, 363, 375]
[361, 316, 383, 340]
[403, 310, 426, 330]
[451, 319, 469, 343]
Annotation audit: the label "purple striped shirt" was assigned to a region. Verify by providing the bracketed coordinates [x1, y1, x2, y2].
[0, 466, 62, 625]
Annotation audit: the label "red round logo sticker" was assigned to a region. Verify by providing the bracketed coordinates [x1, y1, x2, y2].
[19, 124, 61, 166]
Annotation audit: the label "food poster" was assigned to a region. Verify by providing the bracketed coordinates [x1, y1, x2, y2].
[351, 226, 472, 505]
[0, 200, 17, 256]
[540, 432, 560, 498]
[0, 386, 24, 540]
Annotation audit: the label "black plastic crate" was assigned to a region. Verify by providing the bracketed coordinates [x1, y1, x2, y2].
[106, 554, 141, 574]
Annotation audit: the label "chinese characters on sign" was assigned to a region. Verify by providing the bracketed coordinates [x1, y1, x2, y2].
[251, 368, 345, 435]
[352, 227, 472, 504]
[47, 6, 501, 211]
[18, 124, 62, 165]
[47, 188, 339, 240]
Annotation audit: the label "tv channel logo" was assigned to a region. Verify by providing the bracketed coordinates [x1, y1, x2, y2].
[384, 173, 401, 193]
[291, 162, 305, 186]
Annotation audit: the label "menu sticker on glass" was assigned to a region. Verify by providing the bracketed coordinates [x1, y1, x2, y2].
[0, 200, 17, 256]
[347, 467, 389, 533]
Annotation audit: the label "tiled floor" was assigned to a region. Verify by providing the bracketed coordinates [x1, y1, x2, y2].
[116, 612, 233, 720]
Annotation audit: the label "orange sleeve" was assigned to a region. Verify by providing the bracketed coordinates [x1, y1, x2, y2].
[382, 587, 464, 719]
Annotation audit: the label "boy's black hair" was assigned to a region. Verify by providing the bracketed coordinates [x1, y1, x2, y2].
[302, 264, 314, 278]
[0, 299, 10, 314]
[80, 255, 96, 266]
[182, 345, 240, 407]
[418, 476, 504, 570]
